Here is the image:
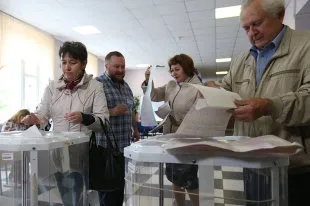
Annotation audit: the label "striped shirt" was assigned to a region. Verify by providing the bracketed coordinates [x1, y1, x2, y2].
[250, 25, 286, 85]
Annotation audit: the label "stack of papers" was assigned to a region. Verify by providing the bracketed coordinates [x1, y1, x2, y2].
[153, 84, 302, 155]
[159, 134, 302, 155]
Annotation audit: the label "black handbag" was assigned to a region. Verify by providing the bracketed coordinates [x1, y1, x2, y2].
[89, 118, 125, 191]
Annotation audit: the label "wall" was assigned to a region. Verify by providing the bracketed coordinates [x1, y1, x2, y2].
[86, 53, 99, 76]
[284, 0, 296, 28]
[0, 12, 55, 121]
[283, 0, 310, 29]
[296, 0, 309, 12]
[296, 0, 310, 30]
[98, 58, 105, 75]
[0, 13, 3, 69]
[54, 39, 62, 80]
[124, 67, 173, 96]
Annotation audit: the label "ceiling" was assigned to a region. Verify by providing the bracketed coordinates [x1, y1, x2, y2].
[0, 0, 290, 78]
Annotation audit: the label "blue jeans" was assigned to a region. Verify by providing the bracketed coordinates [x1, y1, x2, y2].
[98, 186, 125, 206]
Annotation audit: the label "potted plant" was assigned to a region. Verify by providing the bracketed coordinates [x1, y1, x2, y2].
[133, 96, 140, 121]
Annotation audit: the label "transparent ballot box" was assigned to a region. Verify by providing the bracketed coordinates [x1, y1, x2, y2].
[0, 131, 89, 206]
[124, 137, 289, 206]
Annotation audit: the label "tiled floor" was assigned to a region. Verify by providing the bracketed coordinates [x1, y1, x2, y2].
[0, 164, 245, 206]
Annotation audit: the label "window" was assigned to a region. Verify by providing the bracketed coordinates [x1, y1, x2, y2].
[0, 12, 54, 123]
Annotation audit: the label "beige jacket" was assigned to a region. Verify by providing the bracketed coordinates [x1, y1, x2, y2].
[36, 73, 109, 172]
[151, 75, 202, 134]
[220, 27, 310, 172]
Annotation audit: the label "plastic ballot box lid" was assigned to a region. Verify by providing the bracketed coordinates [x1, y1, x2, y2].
[0, 130, 89, 151]
[124, 136, 290, 168]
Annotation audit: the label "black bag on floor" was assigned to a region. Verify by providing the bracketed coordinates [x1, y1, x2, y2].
[89, 118, 125, 191]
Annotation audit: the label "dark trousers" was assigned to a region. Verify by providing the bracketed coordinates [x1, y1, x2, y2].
[98, 185, 125, 206]
[54, 171, 84, 206]
[288, 172, 310, 206]
[243, 168, 271, 206]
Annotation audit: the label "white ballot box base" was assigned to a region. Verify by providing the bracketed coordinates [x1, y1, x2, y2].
[0, 131, 89, 206]
[124, 138, 289, 206]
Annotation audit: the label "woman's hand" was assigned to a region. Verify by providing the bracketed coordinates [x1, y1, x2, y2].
[64, 112, 83, 124]
[204, 81, 220, 88]
[21, 113, 41, 125]
[145, 67, 151, 82]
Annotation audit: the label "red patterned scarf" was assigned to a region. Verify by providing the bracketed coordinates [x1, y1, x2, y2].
[62, 71, 85, 90]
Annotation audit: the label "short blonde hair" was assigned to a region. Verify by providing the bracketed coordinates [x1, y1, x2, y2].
[10, 109, 30, 123]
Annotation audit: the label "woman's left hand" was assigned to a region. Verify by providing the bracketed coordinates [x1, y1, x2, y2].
[64, 112, 82, 124]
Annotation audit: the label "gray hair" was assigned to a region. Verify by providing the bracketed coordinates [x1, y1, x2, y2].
[241, 0, 285, 18]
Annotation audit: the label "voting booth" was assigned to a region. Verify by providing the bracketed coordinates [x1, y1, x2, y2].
[0, 129, 89, 206]
[124, 136, 300, 206]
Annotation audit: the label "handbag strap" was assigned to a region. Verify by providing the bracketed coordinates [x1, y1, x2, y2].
[89, 117, 120, 151]
[99, 117, 116, 150]
[103, 118, 120, 151]
[89, 117, 108, 148]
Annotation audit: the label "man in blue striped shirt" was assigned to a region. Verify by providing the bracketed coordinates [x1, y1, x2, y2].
[96, 51, 139, 206]
[250, 25, 286, 85]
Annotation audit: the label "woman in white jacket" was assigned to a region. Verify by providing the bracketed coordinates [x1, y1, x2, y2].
[22, 41, 109, 206]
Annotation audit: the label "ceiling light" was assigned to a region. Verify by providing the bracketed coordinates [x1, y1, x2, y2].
[73, 25, 101, 35]
[215, 5, 241, 19]
[136, 64, 150, 68]
[216, 71, 228, 75]
[216, 58, 231, 63]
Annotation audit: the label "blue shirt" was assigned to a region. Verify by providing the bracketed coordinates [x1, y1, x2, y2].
[95, 72, 134, 152]
[250, 25, 286, 85]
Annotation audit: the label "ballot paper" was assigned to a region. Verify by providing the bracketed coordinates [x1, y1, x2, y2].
[190, 84, 242, 109]
[21, 125, 43, 137]
[161, 134, 302, 155]
[140, 66, 157, 126]
[152, 84, 302, 155]
[140, 95, 157, 126]
[171, 84, 242, 137]
[155, 102, 171, 119]
[146, 83, 242, 135]
[176, 105, 232, 137]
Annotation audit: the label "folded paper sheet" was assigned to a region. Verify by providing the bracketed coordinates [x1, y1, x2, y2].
[155, 102, 171, 119]
[140, 66, 157, 126]
[150, 84, 241, 134]
[21, 125, 43, 137]
[175, 84, 242, 137]
[140, 95, 157, 126]
[190, 84, 242, 109]
[155, 84, 302, 155]
[160, 135, 302, 155]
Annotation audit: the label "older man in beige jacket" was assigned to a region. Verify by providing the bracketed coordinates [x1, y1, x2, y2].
[206, 0, 310, 205]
